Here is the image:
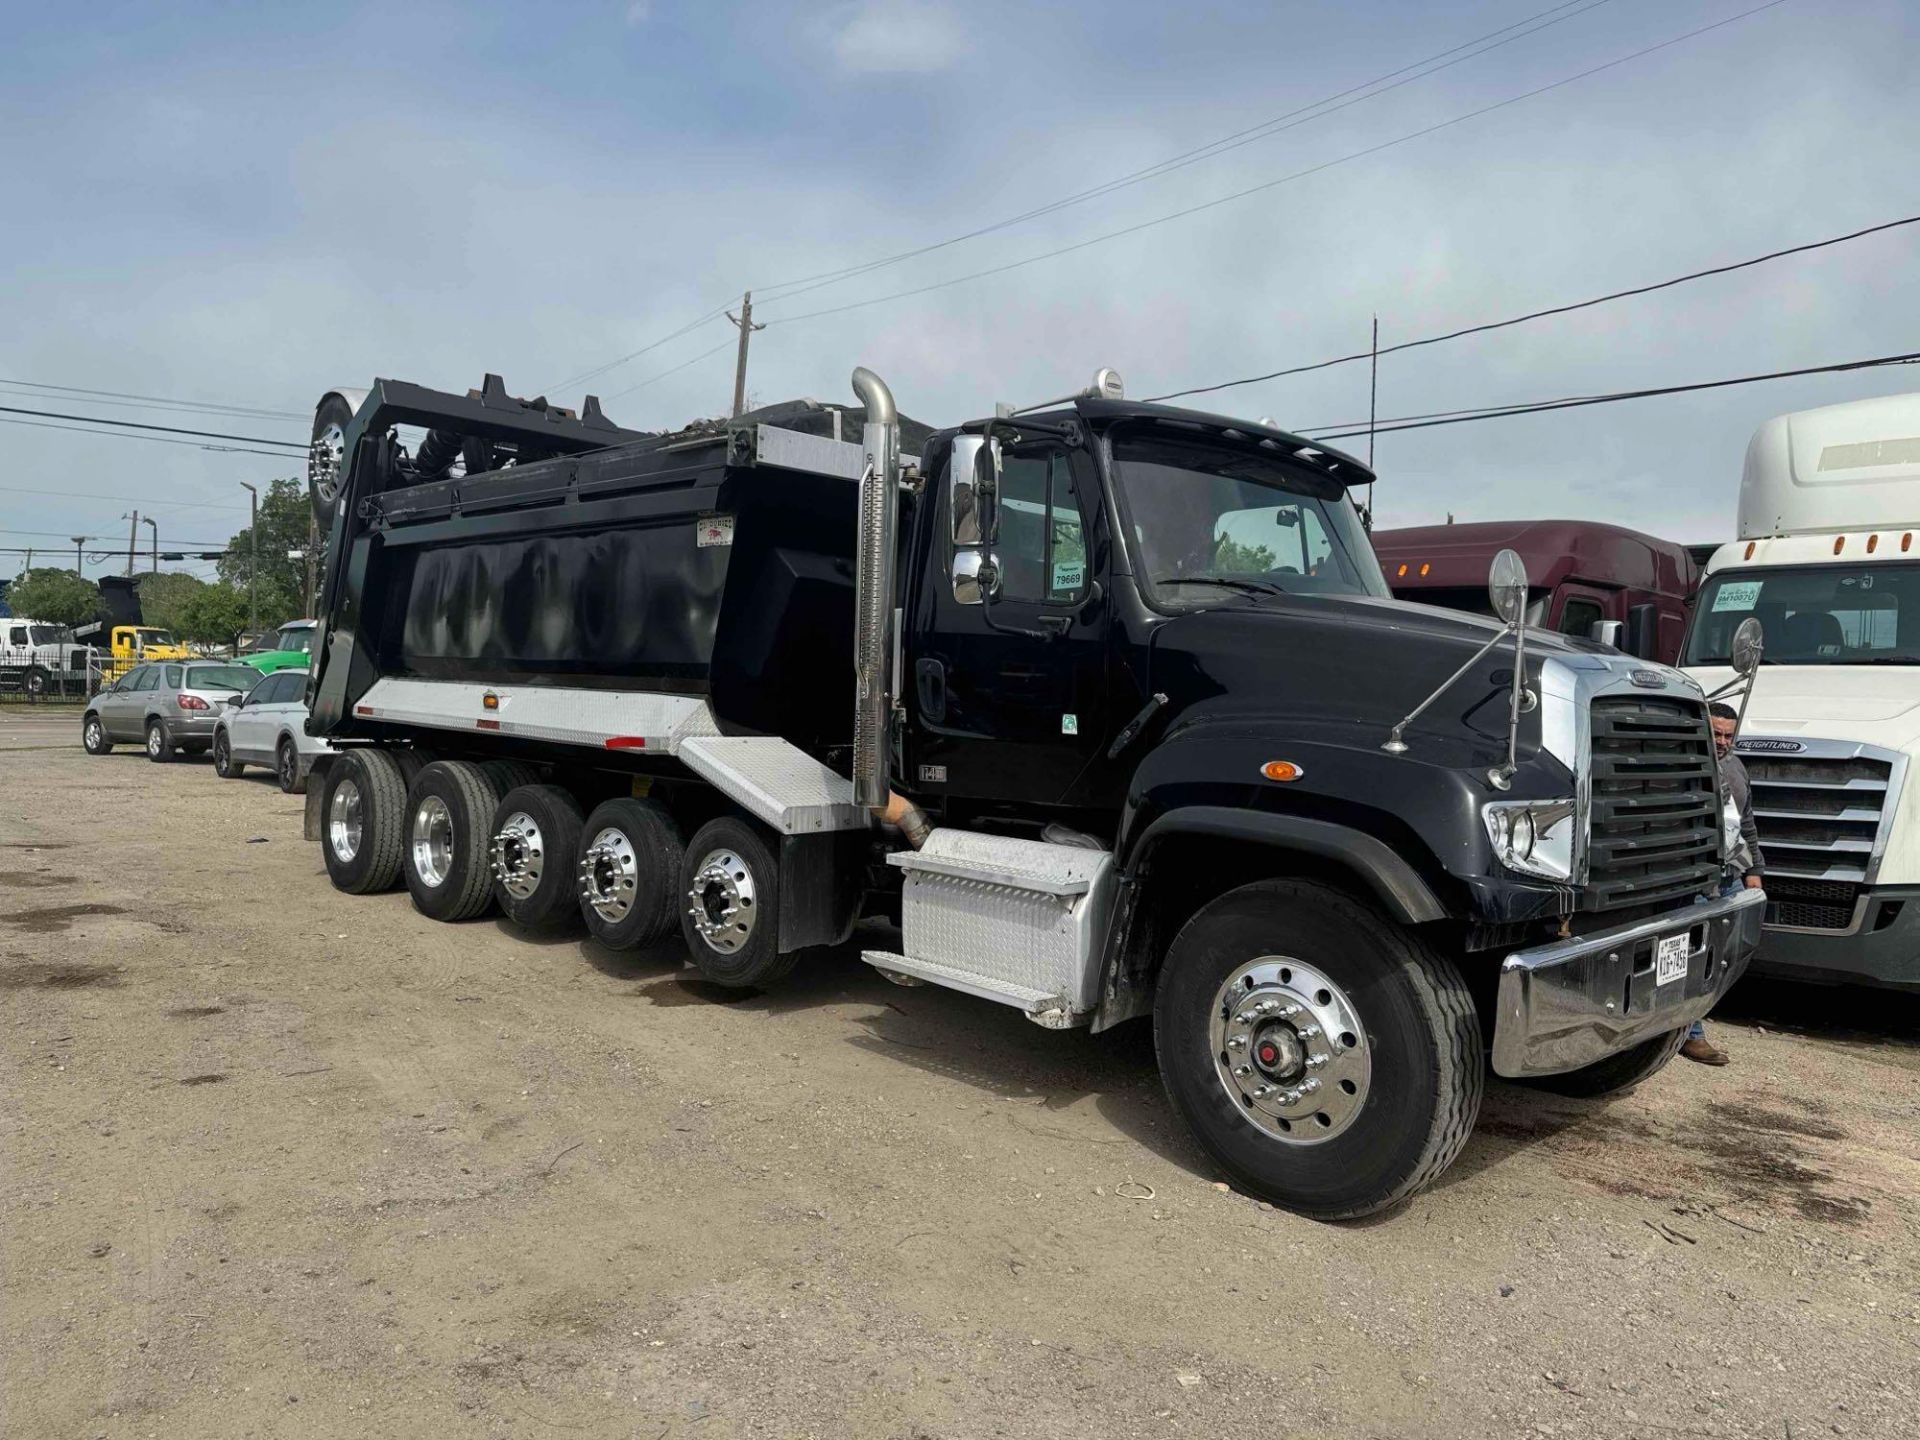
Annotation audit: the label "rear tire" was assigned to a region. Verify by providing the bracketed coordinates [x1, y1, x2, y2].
[82, 713, 112, 755]
[1153, 879, 1483, 1221]
[213, 730, 243, 777]
[481, 759, 541, 796]
[145, 719, 175, 763]
[489, 784, 586, 932]
[577, 797, 684, 951]
[276, 737, 304, 794]
[24, 667, 48, 697]
[321, 749, 407, 894]
[310, 393, 354, 530]
[402, 760, 500, 922]
[678, 817, 793, 989]
[1520, 1027, 1687, 1099]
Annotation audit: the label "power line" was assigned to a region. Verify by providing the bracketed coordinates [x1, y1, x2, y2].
[0, 526, 233, 545]
[0, 378, 306, 422]
[753, 0, 1617, 307]
[1301, 350, 1920, 442]
[0, 482, 249, 513]
[548, 1, 1618, 393]
[1146, 210, 1920, 404]
[603, 340, 738, 404]
[760, 0, 1791, 329]
[0, 416, 308, 460]
[0, 403, 309, 450]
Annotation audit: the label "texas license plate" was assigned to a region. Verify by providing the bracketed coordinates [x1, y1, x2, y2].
[1654, 932, 1691, 986]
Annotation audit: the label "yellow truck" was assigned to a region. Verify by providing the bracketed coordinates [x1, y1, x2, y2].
[92, 625, 190, 683]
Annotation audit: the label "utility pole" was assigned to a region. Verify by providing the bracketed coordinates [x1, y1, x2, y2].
[239, 482, 259, 632]
[143, 516, 158, 573]
[71, 536, 87, 574]
[727, 290, 765, 419]
[1366, 314, 1380, 526]
[124, 511, 139, 577]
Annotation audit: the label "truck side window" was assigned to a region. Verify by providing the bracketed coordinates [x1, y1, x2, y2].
[995, 449, 1086, 605]
[7, 625, 26, 646]
[1559, 598, 1604, 638]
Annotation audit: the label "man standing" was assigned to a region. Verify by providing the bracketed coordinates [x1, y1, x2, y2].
[1682, 701, 1765, 1066]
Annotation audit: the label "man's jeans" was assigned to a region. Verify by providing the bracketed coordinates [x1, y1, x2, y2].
[1689, 875, 1751, 1040]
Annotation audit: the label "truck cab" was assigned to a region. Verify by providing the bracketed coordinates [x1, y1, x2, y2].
[1682, 391, 1920, 991]
[0, 618, 93, 696]
[1373, 519, 1699, 663]
[100, 625, 188, 682]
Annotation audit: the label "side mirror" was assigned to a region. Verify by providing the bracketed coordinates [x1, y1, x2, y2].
[1588, 619, 1625, 649]
[1625, 602, 1659, 659]
[1730, 616, 1765, 677]
[951, 549, 999, 605]
[1488, 548, 1529, 626]
[971, 436, 1001, 546]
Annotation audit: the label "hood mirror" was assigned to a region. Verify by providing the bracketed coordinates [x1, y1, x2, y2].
[1385, 548, 1534, 791]
[1488, 547, 1528, 625]
[1730, 616, 1764, 677]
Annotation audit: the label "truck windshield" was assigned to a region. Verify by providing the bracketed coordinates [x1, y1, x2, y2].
[1685, 563, 1920, 666]
[1110, 433, 1387, 606]
[276, 627, 314, 653]
[137, 628, 176, 647]
[27, 625, 73, 645]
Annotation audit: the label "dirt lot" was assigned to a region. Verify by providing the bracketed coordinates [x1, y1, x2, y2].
[2, 708, 1917, 1439]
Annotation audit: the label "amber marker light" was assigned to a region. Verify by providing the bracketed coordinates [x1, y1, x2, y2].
[482, 691, 500, 710]
[1419, 562, 1431, 576]
[1261, 760, 1305, 782]
[1868, 533, 1880, 553]
[1834, 536, 1846, 555]
[1396, 563, 1408, 577]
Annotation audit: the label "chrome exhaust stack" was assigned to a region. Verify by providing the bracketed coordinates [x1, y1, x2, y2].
[850, 366, 902, 816]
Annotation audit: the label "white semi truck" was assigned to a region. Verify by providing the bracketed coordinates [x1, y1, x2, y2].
[1683, 391, 1920, 991]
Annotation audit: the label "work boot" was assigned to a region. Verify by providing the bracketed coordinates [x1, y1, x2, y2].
[1680, 1034, 1729, 1066]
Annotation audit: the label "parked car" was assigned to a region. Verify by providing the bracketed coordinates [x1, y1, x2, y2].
[213, 668, 331, 792]
[238, 619, 318, 674]
[81, 661, 259, 762]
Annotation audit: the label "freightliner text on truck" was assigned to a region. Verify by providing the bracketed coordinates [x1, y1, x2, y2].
[299, 366, 1763, 1218]
[1683, 390, 1920, 992]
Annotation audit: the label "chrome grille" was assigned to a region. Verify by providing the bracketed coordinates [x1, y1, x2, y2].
[1741, 749, 1892, 886]
[1586, 696, 1720, 912]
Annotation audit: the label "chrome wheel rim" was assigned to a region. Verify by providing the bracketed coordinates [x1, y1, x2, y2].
[147, 726, 162, 756]
[279, 745, 294, 787]
[328, 778, 363, 862]
[410, 794, 455, 888]
[1209, 957, 1371, 1145]
[215, 735, 229, 771]
[491, 811, 546, 901]
[687, 848, 757, 954]
[579, 827, 638, 923]
[85, 718, 101, 749]
[311, 423, 345, 506]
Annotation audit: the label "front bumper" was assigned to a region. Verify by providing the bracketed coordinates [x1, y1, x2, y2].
[1492, 887, 1765, 1078]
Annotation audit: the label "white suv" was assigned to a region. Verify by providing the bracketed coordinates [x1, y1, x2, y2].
[213, 669, 333, 792]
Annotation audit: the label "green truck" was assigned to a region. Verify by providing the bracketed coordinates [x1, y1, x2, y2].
[239, 619, 317, 674]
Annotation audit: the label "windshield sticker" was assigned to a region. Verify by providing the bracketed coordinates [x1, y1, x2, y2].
[1712, 579, 1762, 612]
[1051, 560, 1084, 592]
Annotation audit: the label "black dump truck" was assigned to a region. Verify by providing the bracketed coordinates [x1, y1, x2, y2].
[299, 366, 1764, 1218]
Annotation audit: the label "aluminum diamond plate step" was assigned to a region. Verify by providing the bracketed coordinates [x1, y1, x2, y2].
[859, 951, 1081, 1027]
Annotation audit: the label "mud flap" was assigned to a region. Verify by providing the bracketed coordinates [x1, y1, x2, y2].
[303, 755, 335, 842]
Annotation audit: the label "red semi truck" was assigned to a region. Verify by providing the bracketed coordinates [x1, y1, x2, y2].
[1372, 519, 1700, 664]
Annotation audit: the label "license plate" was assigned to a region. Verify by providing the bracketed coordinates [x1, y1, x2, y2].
[1654, 932, 1691, 986]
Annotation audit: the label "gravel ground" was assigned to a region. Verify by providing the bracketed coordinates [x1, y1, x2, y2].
[2, 710, 1917, 1439]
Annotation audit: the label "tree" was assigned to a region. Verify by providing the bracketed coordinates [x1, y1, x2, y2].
[217, 476, 309, 625]
[1213, 536, 1278, 573]
[136, 572, 207, 635]
[175, 582, 252, 648]
[5, 569, 102, 627]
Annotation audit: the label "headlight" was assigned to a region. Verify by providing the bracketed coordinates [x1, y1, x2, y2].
[1483, 798, 1576, 881]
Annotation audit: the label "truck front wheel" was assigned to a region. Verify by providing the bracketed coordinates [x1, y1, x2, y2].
[402, 760, 501, 922]
[321, 749, 407, 894]
[1154, 880, 1482, 1221]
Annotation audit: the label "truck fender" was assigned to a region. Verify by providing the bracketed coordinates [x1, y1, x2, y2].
[1130, 807, 1447, 925]
[1090, 808, 1449, 1032]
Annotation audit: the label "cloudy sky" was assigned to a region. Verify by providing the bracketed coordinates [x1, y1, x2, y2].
[2, 0, 1915, 584]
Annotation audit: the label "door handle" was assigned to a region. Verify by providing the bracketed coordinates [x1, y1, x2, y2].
[915, 657, 947, 722]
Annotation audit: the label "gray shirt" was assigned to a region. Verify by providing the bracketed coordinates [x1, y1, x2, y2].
[1718, 750, 1764, 879]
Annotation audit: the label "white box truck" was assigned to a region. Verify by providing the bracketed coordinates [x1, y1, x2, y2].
[1682, 391, 1920, 990]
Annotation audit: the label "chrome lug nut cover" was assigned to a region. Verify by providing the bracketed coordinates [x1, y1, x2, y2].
[1209, 956, 1371, 1146]
[579, 828, 639, 923]
[687, 848, 757, 954]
